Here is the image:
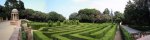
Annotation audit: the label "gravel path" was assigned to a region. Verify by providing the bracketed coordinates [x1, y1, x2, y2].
[114, 25, 122, 40]
[0, 21, 16, 40]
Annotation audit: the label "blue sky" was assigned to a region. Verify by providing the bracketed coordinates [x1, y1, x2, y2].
[0, 0, 129, 19]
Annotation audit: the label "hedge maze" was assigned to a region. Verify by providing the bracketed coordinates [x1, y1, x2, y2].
[32, 22, 117, 40]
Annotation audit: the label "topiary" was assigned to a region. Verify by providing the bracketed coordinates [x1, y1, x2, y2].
[56, 21, 61, 26]
[48, 20, 53, 27]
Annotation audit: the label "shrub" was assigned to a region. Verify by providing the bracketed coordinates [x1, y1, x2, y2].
[22, 31, 27, 40]
[48, 20, 53, 27]
[63, 20, 80, 25]
[76, 20, 80, 25]
[31, 24, 48, 30]
[56, 21, 61, 26]
[39, 27, 50, 31]
[120, 27, 133, 40]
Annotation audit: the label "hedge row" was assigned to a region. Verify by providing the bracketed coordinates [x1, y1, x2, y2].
[120, 26, 133, 40]
[32, 22, 116, 40]
[63, 20, 80, 25]
[31, 24, 48, 30]
[33, 31, 51, 40]
[91, 25, 112, 39]
[100, 25, 117, 40]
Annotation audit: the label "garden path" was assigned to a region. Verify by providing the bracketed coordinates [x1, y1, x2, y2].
[0, 21, 16, 40]
[137, 35, 150, 40]
[120, 25, 141, 34]
[114, 25, 122, 40]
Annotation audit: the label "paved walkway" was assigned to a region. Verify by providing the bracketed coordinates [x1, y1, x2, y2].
[121, 25, 150, 40]
[114, 25, 122, 40]
[0, 21, 16, 40]
[137, 35, 150, 40]
[120, 25, 141, 34]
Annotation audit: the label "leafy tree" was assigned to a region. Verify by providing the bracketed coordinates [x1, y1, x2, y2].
[103, 8, 110, 14]
[101, 14, 111, 22]
[48, 20, 53, 27]
[56, 21, 61, 26]
[113, 11, 124, 23]
[124, 0, 150, 26]
[69, 12, 78, 20]
[20, 9, 35, 19]
[0, 5, 4, 17]
[3, 0, 25, 20]
[48, 11, 65, 22]
[78, 8, 101, 23]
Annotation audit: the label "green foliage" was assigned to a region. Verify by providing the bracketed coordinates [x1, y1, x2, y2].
[30, 22, 48, 30]
[48, 20, 53, 27]
[69, 12, 78, 20]
[0, 5, 5, 18]
[69, 8, 103, 23]
[101, 14, 111, 22]
[33, 31, 51, 40]
[124, 0, 150, 26]
[44, 23, 116, 40]
[103, 8, 110, 14]
[21, 31, 27, 40]
[39, 27, 49, 31]
[120, 27, 133, 40]
[78, 9, 101, 23]
[56, 21, 61, 26]
[75, 20, 80, 25]
[48, 11, 66, 22]
[2, 0, 25, 20]
[69, 8, 114, 23]
[22, 10, 66, 22]
[63, 20, 80, 25]
[113, 11, 124, 23]
[28, 21, 118, 40]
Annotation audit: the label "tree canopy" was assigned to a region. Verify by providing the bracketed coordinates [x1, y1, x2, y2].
[0, 0, 25, 20]
[0, 0, 66, 22]
[113, 11, 124, 23]
[69, 12, 78, 20]
[20, 9, 65, 22]
[103, 8, 110, 14]
[78, 9, 101, 23]
[69, 8, 116, 23]
[123, 0, 150, 31]
[124, 0, 150, 26]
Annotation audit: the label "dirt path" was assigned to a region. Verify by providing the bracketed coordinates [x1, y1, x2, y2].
[114, 25, 122, 40]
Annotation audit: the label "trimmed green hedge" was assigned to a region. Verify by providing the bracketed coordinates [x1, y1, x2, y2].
[120, 26, 133, 40]
[31, 24, 48, 30]
[33, 31, 51, 40]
